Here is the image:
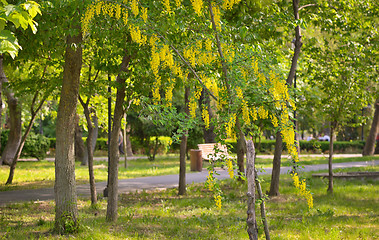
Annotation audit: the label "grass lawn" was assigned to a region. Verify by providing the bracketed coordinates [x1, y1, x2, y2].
[0, 155, 208, 191]
[0, 155, 377, 191]
[0, 165, 377, 239]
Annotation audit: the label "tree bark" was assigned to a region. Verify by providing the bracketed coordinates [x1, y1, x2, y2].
[74, 114, 86, 165]
[6, 93, 46, 184]
[179, 86, 190, 195]
[54, 32, 82, 234]
[78, 97, 97, 205]
[125, 123, 133, 157]
[327, 125, 335, 194]
[1, 84, 22, 166]
[236, 118, 246, 180]
[106, 52, 132, 222]
[269, 131, 282, 196]
[255, 169, 270, 240]
[246, 140, 258, 240]
[363, 100, 379, 156]
[199, 89, 216, 143]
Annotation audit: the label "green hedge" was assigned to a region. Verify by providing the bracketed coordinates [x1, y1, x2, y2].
[225, 139, 365, 154]
[1, 131, 50, 160]
[47, 137, 365, 154]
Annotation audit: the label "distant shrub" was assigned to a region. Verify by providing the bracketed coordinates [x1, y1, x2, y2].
[1, 130, 50, 160]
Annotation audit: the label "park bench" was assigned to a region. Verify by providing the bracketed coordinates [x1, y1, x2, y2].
[197, 143, 229, 161]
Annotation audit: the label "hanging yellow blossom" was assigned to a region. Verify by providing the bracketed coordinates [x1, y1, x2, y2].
[202, 106, 210, 129]
[205, 38, 212, 51]
[189, 98, 197, 118]
[226, 113, 236, 138]
[212, 4, 221, 31]
[291, 173, 313, 209]
[270, 115, 279, 127]
[141, 7, 148, 22]
[195, 85, 202, 99]
[191, 0, 203, 16]
[206, 171, 215, 191]
[258, 106, 268, 119]
[226, 158, 234, 178]
[236, 87, 243, 99]
[251, 107, 258, 121]
[242, 100, 250, 125]
[214, 194, 222, 209]
[162, 0, 172, 13]
[175, 0, 182, 8]
[122, 9, 128, 25]
[131, 0, 139, 16]
[165, 78, 175, 107]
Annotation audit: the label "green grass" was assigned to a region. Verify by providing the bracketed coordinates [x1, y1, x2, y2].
[0, 166, 377, 239]
[255, 155, 378, 168]
[0, 155, 210, 191]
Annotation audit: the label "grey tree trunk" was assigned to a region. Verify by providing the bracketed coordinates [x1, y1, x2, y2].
[82, 114, 99, 166]
[363, 100, 379, 156]
[74, 114, 86, 165]
[327, 125, 335, 194]
[246, 140, 258, 240]
[1, 84, 22, 166]
[6, 93, 46, 184]
[269, 131, 282, 196]
[179, 86, 190, 195]
[78, 97, 97, 205]
[106, 52, 131, 222]
[236, 118, 246, 180]
[125, 124, 133, 157]
[54, 32, 82, 234]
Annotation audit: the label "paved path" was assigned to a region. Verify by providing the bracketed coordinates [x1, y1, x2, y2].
[0, 160, 377, 206]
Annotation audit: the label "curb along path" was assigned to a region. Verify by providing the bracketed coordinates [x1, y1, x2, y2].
[0, 160, 377, 206]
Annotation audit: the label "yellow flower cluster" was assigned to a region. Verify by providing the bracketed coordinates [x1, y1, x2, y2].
[242, 100, 250, 125]
[202, 75, 218, 98]
[195, 85, 202, 99]
[160, 44, 174, 68]
[214, 194, 222, 209]
[175, 0, 182, 8]
[257, 72, 266, 86]
[205, 38, 212, 51]
[235, 87, 243, 99]
[129, 25, 147, 46]
[206, 171, 215, 191]
[141, 7, 148, 22]
[189, 98, 197, 118]
[291, 173, 314, 209]
[122, 9, 128, 25]
[162, 0, 172, 14]
[165, 78, 175, 107]
[191, 0, 203, 16]
[226, 113, 236, 138]
[258, 106, 268, 119]
[82, 1, 126, 35]
[213, 4, 222, 31]
[226, 158, 234, 178]
[270, 115, 279, 128]
[202, 106, 210, 129]
[270, 71, 289, 108]
[153, 76, 161, 104]
[131, 0, 138, 16]
[222, 0, 242, 10]
[251, 107, 258, 121]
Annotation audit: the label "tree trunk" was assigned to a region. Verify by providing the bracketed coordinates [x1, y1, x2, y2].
[269, 131, 282, 196]
[6, 93, 46, 184]
[246, 140, 258, 240]
[106, 52, 131, 222]
[74, 114, 86, 165]
[363, 100, 379, 156]
[54, 32, 82, 234]
[255, 169, 270, 240]
[179, 86, 190, 195]
[327, 125, 335, 194]
[82, 114, 99, 166]
[125, 123, 133, 157]
[236, 118, 246, 180]
[199, 89, 216, 143]
[78, 97, 97, 205]
[1, 84, 22, 166]
[0, 55, 4, 163]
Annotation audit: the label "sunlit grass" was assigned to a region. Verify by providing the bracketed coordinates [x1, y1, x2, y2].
[0, 155, 209, 191]
[0, 166, 377, 239]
